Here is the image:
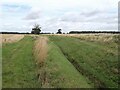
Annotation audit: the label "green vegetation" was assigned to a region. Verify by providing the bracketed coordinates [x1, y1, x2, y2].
[2, 36, 40, 88]
[39, 41, 93, 88]
[2, 34, 119, 88]
[31, 24, 41, 34]
[49, 35, 119, 88]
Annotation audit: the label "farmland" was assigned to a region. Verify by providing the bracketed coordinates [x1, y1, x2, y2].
[2, 34, 24, 43]
[2, 36, 40, 88]
[2, 34, 119, 88]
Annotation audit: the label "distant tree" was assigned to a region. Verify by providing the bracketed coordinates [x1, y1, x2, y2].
[31, 24, 41, 34]
[57, 29, 62, 34]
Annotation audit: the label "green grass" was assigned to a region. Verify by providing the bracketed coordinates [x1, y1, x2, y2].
[49, 35, 119, 88]
[39, 41, 93, 88]
[2, 36, 40, 88]
[2, 34, 119, 88]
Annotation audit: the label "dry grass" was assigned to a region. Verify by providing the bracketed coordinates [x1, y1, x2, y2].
[2, 34, 24, 43]
[34, 36, 48, 67]
[50, 34, 119, 43]
[34, 36, 49, 86]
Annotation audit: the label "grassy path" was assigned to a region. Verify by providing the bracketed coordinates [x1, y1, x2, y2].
[2, 36, 40, 88]
[39, 41, 93, 88]
[49, 35, 118, 88]
[2, 35, 118, 88]
[2, 35, 92, 88]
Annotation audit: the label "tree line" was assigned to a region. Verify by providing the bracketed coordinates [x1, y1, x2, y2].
[69, 31, 120, 34]
[1, 31, 120, 34]
[1, 24, 120, 34]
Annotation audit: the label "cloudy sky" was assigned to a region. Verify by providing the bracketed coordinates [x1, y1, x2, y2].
[0, 0, 119, 33]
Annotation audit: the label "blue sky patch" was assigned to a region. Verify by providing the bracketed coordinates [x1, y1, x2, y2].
[1, 3, 31, 12]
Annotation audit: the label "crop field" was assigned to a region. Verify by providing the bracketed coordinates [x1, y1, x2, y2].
[2, 34, 24, 43]
[2, 34, 119, 88]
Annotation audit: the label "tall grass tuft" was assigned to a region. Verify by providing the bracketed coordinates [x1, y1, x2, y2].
[33, 36, 49, 87]
[34, 36, 48, 67]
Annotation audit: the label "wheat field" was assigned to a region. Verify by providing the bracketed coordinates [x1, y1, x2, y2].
[2, 34, 24, 43]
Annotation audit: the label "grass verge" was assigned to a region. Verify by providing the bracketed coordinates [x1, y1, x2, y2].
[2, 36, 40, 88]
[37, 39, 93, 88]
[49, 35, 119, 88]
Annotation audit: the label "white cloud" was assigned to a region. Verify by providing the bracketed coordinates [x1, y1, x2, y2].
[1, 0, 119, 32]
[23, 9, 41, 20]
[60, 10, 117, 23]
[42, 9, 118, 32]
[1, 0, 118, 10]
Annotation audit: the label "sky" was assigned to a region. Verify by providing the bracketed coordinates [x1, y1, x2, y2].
[0, 0, 119, 33]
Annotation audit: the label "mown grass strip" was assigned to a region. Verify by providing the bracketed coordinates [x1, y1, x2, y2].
[38, 39, 93, 88]
[2, 36, 40, 88]
[49, 35, 119, 88]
